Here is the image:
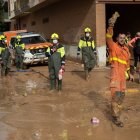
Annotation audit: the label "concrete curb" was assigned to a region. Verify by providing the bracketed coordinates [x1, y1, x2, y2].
[126, 88, 140, 94]
[104, 88, 140, 95]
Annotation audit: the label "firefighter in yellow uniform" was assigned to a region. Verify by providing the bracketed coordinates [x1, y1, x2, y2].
[14, 35, 25, 70]
[77, 27, 96, 80]
[0, 35, 11, 76]
[46, 33, 65, 91]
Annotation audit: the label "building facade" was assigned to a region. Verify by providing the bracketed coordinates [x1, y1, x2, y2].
[8, 0, 140, 66]
[0, 0, 10, 31]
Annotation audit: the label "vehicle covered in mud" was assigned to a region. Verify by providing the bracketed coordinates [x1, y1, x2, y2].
[9, 32, 52, 65]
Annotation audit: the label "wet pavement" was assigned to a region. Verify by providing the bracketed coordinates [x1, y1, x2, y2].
[0, 61, 140, 140]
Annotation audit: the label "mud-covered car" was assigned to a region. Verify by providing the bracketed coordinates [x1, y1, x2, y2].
[10, 33, 52, 65]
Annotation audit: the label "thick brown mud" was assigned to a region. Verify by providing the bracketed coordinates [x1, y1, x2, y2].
[0, 61, 140, 140]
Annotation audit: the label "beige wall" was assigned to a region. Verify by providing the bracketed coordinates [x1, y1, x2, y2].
[11, 0, 97, 45]
[95, 3, 106, 47]
[8, 0, 15, 18]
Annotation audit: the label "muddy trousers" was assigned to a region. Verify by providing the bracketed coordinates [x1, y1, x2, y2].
[50, 78, 62, 91]
[134, 52, 140, 68]
[82, 48, 96, 79]
[111, 92, 125, 118]
[110, 66, 126, 119]
[49, 66, 62, 91]
[1, 62, 10, 76]
[15, 55, 23, 70]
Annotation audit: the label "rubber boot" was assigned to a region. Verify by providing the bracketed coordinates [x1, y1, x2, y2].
[88, 68, 92, 78]
[88, 68, 92, 73]
[50, 79, 55, 91]
[1, 70, 5, 77]
[1, 66, 6, 76]
[16, 63, 20, 71]
[85, 70, 89, 81]
[58, 80, 62, 91]
[112, 116, 124, 127]
[5, 68, 10, 76]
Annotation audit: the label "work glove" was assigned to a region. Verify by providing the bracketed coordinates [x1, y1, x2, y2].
[61, 65, 65, 71]
[77, 52, 80, 56]
[45, 52, 51, 57]
[94, 51, 97, 55]
[77, 47, 81, 56]
[125, 69, 134, 82]
[129, 74, 134, 82]
[108, 12, 120, 27]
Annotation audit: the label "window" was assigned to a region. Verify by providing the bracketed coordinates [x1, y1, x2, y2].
[22, 36, 46, 45]
[14, 24, 18, 30]
[42, 17, 49, 24]
[3, 2, 8, 12]
[10, 38, 16, 47]
[31, 21, 36, 26]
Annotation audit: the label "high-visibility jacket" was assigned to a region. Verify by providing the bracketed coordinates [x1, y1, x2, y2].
[0, 47, 5, 55]
[46, 43, 65, 65]
[0, 42, 10, 63]
[106, 27, 130, 69]
[1, 47, 10, 61]
[14, 42, 25, 55]
[0, 42, 6, 55]
[15, 42, 25, 49]
[78, 37, 95, 52]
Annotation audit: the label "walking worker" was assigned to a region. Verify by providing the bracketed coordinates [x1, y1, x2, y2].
[77, 27, 96, 80]
[46, 33, 65, 92]
[106, 12, 133, 127]
[0, 35, 11, 76]
[14, 35, 25, 70]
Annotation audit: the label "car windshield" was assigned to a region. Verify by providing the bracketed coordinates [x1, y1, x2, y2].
[21, 36, 46, 45]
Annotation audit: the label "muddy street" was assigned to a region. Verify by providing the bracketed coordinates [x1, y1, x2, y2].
[0, 61, 140, 140]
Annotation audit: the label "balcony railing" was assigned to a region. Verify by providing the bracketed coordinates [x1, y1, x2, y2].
[10, 0, 61, 18]
[29, 0, 40, 8]
[14, 0, 30, 16]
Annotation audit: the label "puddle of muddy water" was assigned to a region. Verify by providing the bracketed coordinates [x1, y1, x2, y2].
[0, 122, 16, 140]
[26, 79, 37, 92]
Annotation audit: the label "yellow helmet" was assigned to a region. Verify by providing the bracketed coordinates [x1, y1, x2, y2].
[0, 35, 6, 40]
[51, 33, 59, 39]
[16, 35, 22, 39]
[84, 27, 91, 33]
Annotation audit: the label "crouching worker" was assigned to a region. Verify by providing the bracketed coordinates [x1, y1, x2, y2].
[0, 35, 11, 76]
[46, 33, 65, 92]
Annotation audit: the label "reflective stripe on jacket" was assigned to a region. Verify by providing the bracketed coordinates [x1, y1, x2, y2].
[46, 44, 65, 65]
[15, 43, 25, 50]
[78, 37, 95, 51]
[0, 47, 5, 55]
[109, 57, 127, 65]
[106, 27, 130, 69]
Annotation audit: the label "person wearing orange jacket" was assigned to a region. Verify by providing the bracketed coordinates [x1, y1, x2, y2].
[106, 12, 133, 127]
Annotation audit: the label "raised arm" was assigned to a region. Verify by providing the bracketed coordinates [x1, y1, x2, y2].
[106, 27, 115, 50]
[128, 37, 138, 48]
